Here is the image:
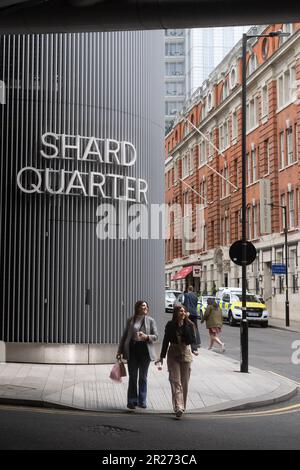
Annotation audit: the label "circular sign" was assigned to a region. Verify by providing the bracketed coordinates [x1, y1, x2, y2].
[229, 240, 257, 266]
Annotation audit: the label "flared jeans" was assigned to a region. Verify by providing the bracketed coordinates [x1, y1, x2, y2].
[127, 341, 150, 407]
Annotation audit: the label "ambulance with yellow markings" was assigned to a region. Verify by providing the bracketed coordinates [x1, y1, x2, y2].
[218, 288, 269, 327]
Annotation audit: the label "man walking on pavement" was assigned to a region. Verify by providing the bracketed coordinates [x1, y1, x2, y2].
[183, 286, 201, 351]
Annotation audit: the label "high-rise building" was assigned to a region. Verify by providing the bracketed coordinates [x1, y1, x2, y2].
[165, 29, 188, 134]
[165, 26, 251, 133]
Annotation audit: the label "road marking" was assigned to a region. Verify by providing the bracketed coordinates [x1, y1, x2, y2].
[213, 403, 300, 418]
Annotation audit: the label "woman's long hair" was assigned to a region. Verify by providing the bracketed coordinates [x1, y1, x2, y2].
[207, 297, 219, 309]
[133, 300, 149, 321]
[172, 303, 193, 327]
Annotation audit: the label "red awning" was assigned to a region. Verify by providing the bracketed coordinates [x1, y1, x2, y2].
[171, 266, 193, 281]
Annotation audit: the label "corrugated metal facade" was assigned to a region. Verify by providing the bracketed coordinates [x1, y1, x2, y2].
[0, 31, 164, 347]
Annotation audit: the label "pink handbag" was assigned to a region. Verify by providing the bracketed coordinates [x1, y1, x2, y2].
[109, 360, 126, 382]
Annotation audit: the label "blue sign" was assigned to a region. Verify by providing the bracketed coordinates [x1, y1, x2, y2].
[272, 264, 287, 275]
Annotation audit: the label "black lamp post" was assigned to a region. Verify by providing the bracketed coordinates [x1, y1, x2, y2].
[241, 29, 290, 373]
[268, 203, 290, 327]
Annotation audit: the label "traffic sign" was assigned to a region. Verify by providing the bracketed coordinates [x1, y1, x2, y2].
[229, 240, 257, 266]
[272, 264, 287, 275]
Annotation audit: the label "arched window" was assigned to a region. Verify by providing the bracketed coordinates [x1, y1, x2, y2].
[221, 80, 229, 102]
[247, 53, 257, 77]
[261, 38, 269, 60]
[201, 102, 206, 121]
[229, 67, 237, 89]
[207, 91, 214, 111]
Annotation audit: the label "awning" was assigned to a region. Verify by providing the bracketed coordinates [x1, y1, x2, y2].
[171, 266, 193, 281]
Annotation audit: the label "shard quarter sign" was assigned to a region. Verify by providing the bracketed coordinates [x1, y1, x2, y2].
[16, 133, 149, 203]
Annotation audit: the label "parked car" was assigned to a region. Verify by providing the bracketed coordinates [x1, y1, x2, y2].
[218, 288, 269, 327]
[165, 290, 184, 313]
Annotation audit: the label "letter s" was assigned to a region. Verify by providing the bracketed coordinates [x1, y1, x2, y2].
[40, 132, 59, 159]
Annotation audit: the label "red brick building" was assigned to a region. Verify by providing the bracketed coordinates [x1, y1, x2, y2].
[165, 24, 300, 320]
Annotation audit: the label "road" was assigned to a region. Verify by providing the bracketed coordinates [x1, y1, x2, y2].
[0, 393, 300, 450]
[198, 322, 300, 383]
[0, 324, 299, 451]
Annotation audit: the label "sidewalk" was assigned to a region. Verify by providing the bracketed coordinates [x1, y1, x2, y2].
[0, 349, 297, 414]
[269, 318, 300, 333]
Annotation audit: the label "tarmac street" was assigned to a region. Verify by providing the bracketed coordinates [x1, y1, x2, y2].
[0, 322, 300, 450]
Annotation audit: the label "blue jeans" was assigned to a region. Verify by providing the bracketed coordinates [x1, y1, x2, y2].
[127, 341, 151, 406]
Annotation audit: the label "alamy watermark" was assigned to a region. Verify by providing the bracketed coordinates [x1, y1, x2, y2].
[95, 201, 206, 248]
[291, 340, 300, 365]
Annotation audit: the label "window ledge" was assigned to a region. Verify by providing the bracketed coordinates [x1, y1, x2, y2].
[198, 163, 207, 169]
[261, 116, 268, 125]
[279, 160, 299, 172]
[276, 101, 296, 114]
[246, 180, 260, 188]
[246, 124, 259, 135]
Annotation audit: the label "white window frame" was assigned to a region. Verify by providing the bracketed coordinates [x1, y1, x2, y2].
[277, 64, 297, 110]
[246, 96, 259, 133]
[182, 153, 190, 179]
[219, 119, 230, 152]
[248, 206, 252, 239]
[232, 110, 238, 141]
[247, 152, 251, 185]
[287, 127, 294, 165]
[207, 129, 214, 159]
[261, 84, 269, 119]
[253, 204, 258, 239]
[189, 148, 194, 174]
[280, 131, 285, 169]
[289, 191, 295, 229]
[198, 140, 207, 167]
[251, 147, 257, 183]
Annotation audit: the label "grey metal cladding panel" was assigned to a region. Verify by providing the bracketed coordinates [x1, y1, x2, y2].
[0, 30, 165, 344]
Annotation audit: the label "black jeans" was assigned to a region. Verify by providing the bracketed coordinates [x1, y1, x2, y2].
[127, 341, 151, 406]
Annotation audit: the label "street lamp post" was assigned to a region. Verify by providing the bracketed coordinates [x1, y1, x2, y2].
[241, 29, 290, 373]
[283, 205, 290, 327]
[269, 203, 290, 327]
[241, 33, 248, 373]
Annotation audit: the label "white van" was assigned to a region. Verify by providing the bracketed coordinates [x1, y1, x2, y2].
[165, 290, 184, 313]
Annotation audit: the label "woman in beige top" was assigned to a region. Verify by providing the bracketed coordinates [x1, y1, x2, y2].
[159, 304, 196, 419]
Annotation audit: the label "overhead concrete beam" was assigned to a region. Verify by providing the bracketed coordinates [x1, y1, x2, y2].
[0, 0, 299, 34]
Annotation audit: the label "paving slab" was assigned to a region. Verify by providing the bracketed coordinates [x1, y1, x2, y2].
[0, 349, 297, 414]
